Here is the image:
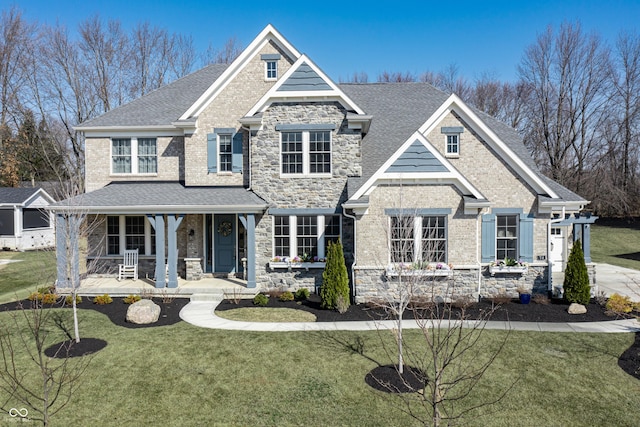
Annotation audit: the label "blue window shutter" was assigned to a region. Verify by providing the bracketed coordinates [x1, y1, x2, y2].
[207, 133, 217, 173]
[232, 132, 243, 173]
[519, 213, 534, 262]
[481, 214, 496, 263]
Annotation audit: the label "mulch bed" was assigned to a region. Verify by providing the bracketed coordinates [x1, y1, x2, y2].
[44, 338, 108, 358]
[0, 297, 189, 329]
[365, 364, 425, 393]
[216, 294, 630, 323]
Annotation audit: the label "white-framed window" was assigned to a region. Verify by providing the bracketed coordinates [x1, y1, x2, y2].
[496, 215, 518, 260]
[218, 133, 233, 172]
[111, 138, 157, 174]
[390, 215, 447, 264]
[106, 215, 155, 256]
[265, 60, 277, 80]
[280, 130, 332, 177]
[272, 214, 341, 259]
[446, 134, 459, 156]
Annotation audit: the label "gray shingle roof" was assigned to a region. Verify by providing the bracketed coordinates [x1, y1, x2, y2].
[49, 182, 268, 213]
[76, 64, 229, 128]
[0, 187, 41, 205]
[340, 83, 585, 203]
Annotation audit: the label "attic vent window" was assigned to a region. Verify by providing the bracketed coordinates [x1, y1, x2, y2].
[441, 126, 464, 157]
[261, 53, 281, 81]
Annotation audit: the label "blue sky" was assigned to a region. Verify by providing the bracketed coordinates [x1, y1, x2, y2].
[8, 0, 640, 82]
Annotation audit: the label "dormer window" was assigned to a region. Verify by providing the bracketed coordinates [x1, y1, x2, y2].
[261, 53, 281, 81]
[441, 126, 464, 158]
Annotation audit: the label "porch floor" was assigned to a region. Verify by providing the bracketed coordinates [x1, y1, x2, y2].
[63, 276, 258, 300]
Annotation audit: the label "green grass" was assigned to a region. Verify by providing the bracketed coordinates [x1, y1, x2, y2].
[216, 307, 317, 322]
[0, 250, 56, 303]
[591, 223, 640, 270]
[0, 308, 638, 426]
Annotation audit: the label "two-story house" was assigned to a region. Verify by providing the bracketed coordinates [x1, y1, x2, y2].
[51, 25, 596, 301]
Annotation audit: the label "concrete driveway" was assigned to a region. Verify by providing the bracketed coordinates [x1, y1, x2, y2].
[594, 263, 640, 302]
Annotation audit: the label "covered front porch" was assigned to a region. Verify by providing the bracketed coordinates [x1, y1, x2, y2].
[68, 275, 258, 299]
[49, 182, 268, 295]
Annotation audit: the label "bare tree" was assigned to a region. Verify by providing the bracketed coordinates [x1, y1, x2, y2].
[202, 36, 243, 65]
[0, 300, 92, 425]
[338, 71, 369, 84]
[518, 22, 612, 192]
[377, 71, 416, 82]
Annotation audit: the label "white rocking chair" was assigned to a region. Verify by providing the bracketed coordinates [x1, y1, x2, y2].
[118, 249, 138, 281]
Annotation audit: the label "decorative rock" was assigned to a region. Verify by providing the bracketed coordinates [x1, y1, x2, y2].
[568, 303, 587, 315]
[126, 299, 161, 324]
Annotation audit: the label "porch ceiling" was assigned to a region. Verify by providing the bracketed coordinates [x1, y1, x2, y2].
[48, 182, 268, 214]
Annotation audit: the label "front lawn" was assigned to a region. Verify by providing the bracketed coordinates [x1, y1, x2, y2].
[592, 220, 640, 270]
[0, 250, 56, 303]
[0, 306, 638, 426]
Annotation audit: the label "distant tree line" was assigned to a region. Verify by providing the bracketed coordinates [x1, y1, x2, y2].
[0, 7, 637, 216]
[341, 23, 640, 217]
[0, 6, 241, 196]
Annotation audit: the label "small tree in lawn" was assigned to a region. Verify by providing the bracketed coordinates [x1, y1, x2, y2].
[564, 239, 591, 305]
[320, 239, 350, 311]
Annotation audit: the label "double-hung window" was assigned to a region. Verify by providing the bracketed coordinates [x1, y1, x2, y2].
[218, 133, 233, 172]
[111, 138, 157, 174]
[278, 125, 333, 177]
[106, 215, 156, 256]
[441, 126, 463, 157]
[496, 215, 518, 260]
[272, 214, 341, 260]
[388, 213, 448, 264]
[266, 60, 277, 80]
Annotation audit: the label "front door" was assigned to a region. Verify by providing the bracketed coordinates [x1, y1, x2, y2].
[550, 227, 564, 272]
[214, 214, 236, 273]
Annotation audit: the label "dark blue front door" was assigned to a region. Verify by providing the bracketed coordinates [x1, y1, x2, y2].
[214, 214, 235, 273]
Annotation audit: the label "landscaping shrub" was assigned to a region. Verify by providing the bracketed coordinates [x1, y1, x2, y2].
[28, 292, 42, 301]
[41, 293, 58, 305]
[320, 239, 350, 310]
[65, 295, 82, 305]
[336, 295, 349, 314]
[124, 294, 141, 304]
[606, 293, 634, 314]
[563, 240, 591, 305]
[93, 294, 113, 305]
[295, 288, 310, 301]
[253, 293, 269, 306]
[532, 293, 550, 305]
[489, 295, 512, 305]
[279, 291, 294, 302]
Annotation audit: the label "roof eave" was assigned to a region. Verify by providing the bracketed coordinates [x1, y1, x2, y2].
[47, 204, 269, 215]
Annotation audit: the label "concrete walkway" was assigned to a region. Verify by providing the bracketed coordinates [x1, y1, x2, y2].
[595, 263, 640, 302]
[179, 300, 640, 333]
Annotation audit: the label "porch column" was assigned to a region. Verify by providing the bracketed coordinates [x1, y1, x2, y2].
[55, 213, 69, 288]
[69, 215, 80, 289]
[167, 214, 184, 288]
[239, 214, 256, 288]
[147, 214, 165, 288]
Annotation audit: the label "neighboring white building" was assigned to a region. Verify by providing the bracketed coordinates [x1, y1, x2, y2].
[0, 188, 55, 251]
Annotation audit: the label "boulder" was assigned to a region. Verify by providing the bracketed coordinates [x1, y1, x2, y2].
[126, 299, 161, 324]
[568, 303, 587, 315]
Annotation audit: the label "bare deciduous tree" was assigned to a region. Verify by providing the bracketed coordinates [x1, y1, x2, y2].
[0, 300, 92, 426]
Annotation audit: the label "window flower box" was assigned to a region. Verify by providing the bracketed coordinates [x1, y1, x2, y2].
[489, 259, 528, 276]
[385, 262, 453, 278]
[269, 256, 326, 271]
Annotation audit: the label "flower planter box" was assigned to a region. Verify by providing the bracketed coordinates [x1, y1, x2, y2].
[385, 269, 452, 278]
[489, 266, 528, 276]
[269, 262, 326, 271]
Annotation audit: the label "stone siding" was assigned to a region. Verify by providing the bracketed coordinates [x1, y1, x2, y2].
[85, 136, 184, 192]
[185, 41, 294, 186]
[353, 265, 549, 303]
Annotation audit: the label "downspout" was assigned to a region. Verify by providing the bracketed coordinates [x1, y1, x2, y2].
[548, 207, 566, 293]
[342, 209, 358, 302]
